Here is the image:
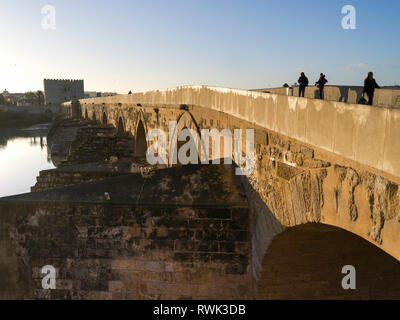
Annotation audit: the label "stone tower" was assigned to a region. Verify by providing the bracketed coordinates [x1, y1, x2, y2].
[44, 79, 84, 105]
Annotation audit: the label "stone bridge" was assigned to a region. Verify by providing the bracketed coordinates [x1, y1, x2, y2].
[66, 86, 400, 297]
[1, 85, 400, 300]
[67, 85, 400, 255]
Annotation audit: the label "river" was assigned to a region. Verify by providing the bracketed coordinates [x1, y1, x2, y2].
[0, 124, 55, 198]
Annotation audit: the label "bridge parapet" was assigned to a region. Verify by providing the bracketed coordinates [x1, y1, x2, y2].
[256, 86, 400, 108]
[63, 85, 400, 180]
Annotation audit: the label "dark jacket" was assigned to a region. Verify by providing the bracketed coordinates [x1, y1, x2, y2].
[298, 76, 309, 87]
[363, 78, 380, 94]
[316, 76, 328, 89]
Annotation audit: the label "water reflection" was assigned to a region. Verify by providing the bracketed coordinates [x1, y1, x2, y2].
[0, 124, 55, 197]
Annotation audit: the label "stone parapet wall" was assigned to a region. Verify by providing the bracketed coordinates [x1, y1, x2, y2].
[259, 86, 400, 108]
[63, 85, 400, 180]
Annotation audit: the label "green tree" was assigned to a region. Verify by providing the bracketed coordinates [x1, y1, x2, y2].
[23, 91, 37, 106]
[25, 91, 36, 99]
[36, 90, 44, 105]
[0, 94, 5, 106]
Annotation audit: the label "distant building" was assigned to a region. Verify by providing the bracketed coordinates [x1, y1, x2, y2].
[84, 91, 118, 99]
[3, 92, 25, 106]
[84, 91, 98, 99]
[43, 79, 84, 105]
[101, 92, 118, 97]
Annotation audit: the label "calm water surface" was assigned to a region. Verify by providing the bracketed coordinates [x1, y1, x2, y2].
[0, 124, 55, 198]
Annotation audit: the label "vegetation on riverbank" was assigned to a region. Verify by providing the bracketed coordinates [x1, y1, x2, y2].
[0, 107, 53, 128]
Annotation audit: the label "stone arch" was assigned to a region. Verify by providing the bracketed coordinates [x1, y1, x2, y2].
[85, 109, 89, 120]
[170, 111, 203, 165]
[244, 143, 400, 275]
[175, 111, 202, 142]
[177, 126, 189, 153]
[92, 111, 97, 121]
[117, 116, 125, 136]
[174, 126, 201, 165]
[256, 223, 400, 299]
[102, 112, 108, 125]
[135, 119, 147, 158]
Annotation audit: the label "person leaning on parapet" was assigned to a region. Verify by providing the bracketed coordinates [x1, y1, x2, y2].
[363, 72, 380, 105]
[315, 73, 328, 100]
[298, 72, 309, 97]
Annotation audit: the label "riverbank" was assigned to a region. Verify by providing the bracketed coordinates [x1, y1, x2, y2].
[0, 108, 53, 128]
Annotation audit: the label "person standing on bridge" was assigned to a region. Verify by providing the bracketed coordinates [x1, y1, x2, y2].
[298, 72, 309, 97]
[363, 72, 380, 106]
[315, 73, 328, 99]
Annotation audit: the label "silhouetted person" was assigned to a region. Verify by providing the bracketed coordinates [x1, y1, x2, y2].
[315, 73, 328, 99]
[298, 72, 309, 97]
[363, 72, 380, 106]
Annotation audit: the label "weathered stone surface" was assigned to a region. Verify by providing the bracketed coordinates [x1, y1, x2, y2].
[0, 165, 252, 300]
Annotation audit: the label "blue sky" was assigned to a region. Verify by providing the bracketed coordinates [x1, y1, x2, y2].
[0, 0, 399, 93]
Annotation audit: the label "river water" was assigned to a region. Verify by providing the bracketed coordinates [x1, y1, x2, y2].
[0, 124, 55, 198]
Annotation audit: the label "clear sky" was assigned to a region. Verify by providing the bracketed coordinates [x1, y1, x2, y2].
[0, 0, 399, 93]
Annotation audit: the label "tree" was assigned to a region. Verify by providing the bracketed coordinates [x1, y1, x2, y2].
[25, 91, 37, 104]
[36, 90, 44, 105]
[0, 94, 5, 106]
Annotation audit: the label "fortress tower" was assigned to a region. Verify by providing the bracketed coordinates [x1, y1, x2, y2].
[44, 79, 84, 105]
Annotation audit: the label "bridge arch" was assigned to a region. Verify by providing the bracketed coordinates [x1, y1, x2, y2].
[170, 111, 204, 165]
[135, 119, 147, 158]
[117, 116, 126, 135]
[85, 109, 88, 120]
[92, 111, 97, 121]
[102, 112, 108, 125]
[175, 111, 202, 137]
[256, 223, 400, 299]
[174, 126, 201, 165]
